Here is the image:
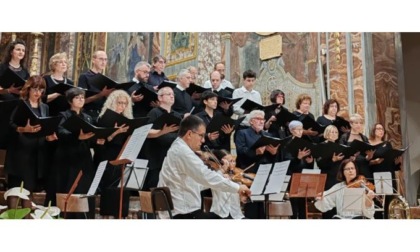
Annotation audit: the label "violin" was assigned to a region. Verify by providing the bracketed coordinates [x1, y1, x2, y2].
[347, 175, 375, 191]
[229, 167, 256, 187]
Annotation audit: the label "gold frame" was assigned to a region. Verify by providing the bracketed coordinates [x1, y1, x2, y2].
[164, 32, 198, 66]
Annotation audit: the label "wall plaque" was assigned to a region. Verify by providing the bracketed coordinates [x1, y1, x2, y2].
[259, 34, 282, 61]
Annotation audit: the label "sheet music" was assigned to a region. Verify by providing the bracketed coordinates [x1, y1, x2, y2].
[342, 188, 364, 214]
[86, 161, 107, 196]
[302, 168, 321, 174]
[264, 160, 290, 194]
[250, 164, 272, 195]
[134, 158, 149, 168]
[119, 123, 152, 162]
[373, 172, 394, 194]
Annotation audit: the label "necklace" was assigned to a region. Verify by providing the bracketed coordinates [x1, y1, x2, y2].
[50, 75, 67, 85]
[8, 63, 21, 71]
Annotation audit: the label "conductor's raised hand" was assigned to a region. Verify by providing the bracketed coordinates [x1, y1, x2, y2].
[78, 129, 95, 140]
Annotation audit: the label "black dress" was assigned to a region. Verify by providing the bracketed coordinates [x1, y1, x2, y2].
[5, 100, 50, 192]
[49, 109, 97, 218]
[43, 75, 74, 116]
[0, 63, 29, 149]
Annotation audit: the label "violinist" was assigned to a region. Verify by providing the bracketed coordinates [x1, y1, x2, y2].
[157, 115, 251, 219]
[314, 159, 376, 219]
[210, 149, 245, 219]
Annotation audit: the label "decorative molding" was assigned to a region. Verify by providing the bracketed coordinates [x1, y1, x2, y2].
[164, 32, 198, 67]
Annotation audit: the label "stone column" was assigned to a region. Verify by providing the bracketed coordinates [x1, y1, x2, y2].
[29, 32, 44, 76]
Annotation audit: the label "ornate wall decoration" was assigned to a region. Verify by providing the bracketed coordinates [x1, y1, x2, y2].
[104, 32, 152, 82]
[164, 32, 198, 67]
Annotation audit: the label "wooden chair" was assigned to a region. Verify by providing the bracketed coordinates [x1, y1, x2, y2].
[203, 196, 213, 213]
[151, 187, 174, 219]
[138, 191, 154, 219]
[268, 201, 293, 219]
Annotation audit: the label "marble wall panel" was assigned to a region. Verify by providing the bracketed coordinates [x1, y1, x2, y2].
[197, 32, 221, 85]
[372, 33, 401, 147]
[351, 32, 365, 120]
[328, 33, 350, 119]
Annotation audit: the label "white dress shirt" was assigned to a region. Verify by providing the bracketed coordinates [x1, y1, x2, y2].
[232, 86, 262, 126]
[314, 182, 375, 219]
[210, 171, 244, 219]
[158, 137, 240, 218]
[203, 79, 234, 89]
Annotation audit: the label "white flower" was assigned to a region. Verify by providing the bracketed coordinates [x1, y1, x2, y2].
[30, 209, 53, 219]
[34, 205, 61, 217]
[4, 187, 30, 200]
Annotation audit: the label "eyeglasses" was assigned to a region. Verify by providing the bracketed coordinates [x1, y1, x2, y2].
[343, 167, 356, 171]
[30, 88, 45, 93]
[191, 130, 205, 139]
[252, 117, 265, 122]
[117, 101, 128, 106]
[73, 96, 85, 100]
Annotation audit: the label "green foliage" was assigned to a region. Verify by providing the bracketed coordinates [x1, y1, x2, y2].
[0, 208, 31, 219]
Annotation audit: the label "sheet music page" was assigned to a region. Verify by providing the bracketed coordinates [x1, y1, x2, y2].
[86, 160, 107, 196]
[373, 172, 394, 194]
[265, 160, 290, 194]
[134, 158, 149, 168]
[119, 124, 153, 161]
[250, 164, 272, 195]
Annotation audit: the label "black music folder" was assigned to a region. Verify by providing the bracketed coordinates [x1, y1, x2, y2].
[285, 137, 317, 157]
[240, 99, 264, 112]
[62, 114, 117, 139]
[206, 113, 236, 134]
[332, 117, 351, 131]
[13, 101, 61, 137]
[316, 141, 358, 160]
[152, 113, 182, 129]
[186, 84, 210, 96]
[385, 146, 408, 161]
[217, 96, 242, 106]
[158, 80, 177, 90]
[134, 86, 158, 104]
[100, 109, 150, 134]
[275, 107, 299, 127]
[349, 139, 382, 154]
[0, 68, 26, 88]
[301, 115, 326, 133]
[251, 135, 292, 149]
[47, 83, 76, 95]
[224, 87, 234, 93]
[88, 73, 136, 91]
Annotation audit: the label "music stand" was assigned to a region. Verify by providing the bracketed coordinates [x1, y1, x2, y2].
[117, 159, 149, 190]
[342, 188, 366, 218]
[250, 160, 290, 219]
[373, 172, 395, 195]
[289, 173, 327, 219]
[110, 124, 153, 219]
